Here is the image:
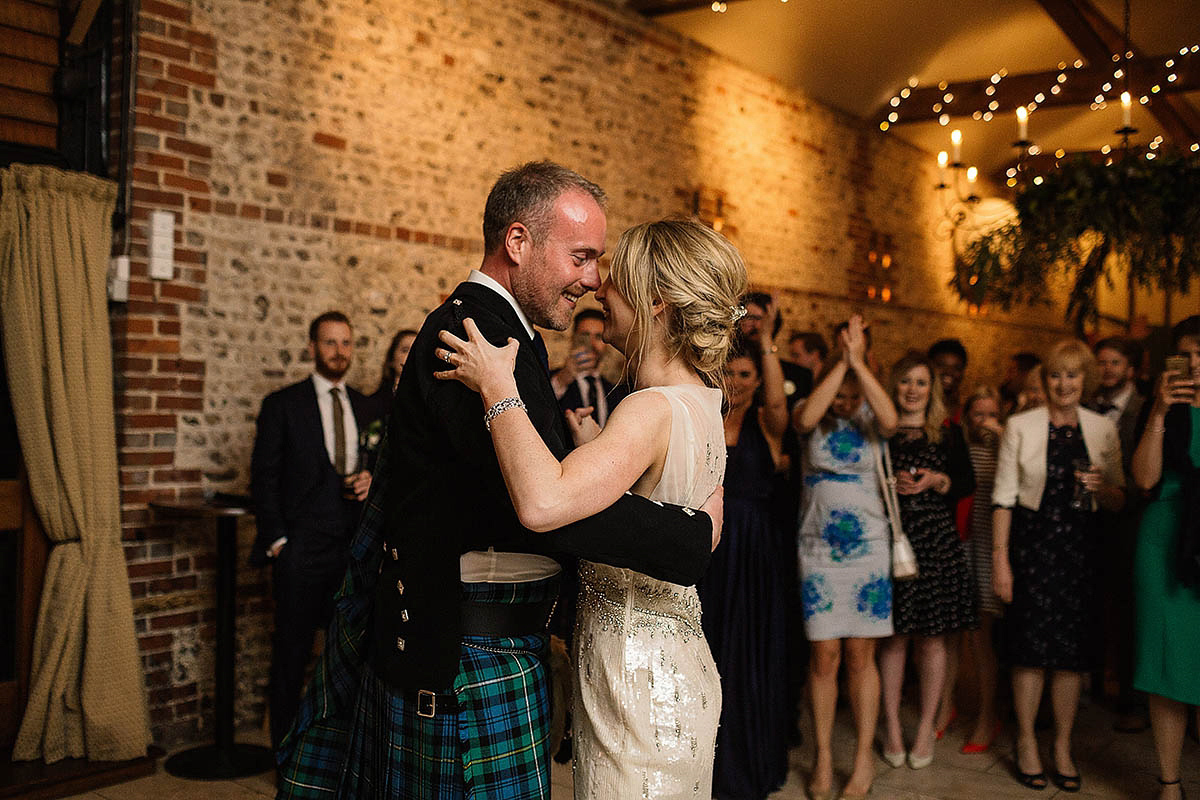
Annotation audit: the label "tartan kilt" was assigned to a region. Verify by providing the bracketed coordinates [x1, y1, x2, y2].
[276, 434, 561, 799]
[338, 623, 555, 799]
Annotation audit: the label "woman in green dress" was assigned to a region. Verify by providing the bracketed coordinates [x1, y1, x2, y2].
[1131, 314, 1200, 800]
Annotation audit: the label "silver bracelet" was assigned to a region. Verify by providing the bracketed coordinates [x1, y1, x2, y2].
[484, 396, 526, 431]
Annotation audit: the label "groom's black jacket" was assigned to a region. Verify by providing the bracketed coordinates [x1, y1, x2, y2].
[372, 280, 714, 689]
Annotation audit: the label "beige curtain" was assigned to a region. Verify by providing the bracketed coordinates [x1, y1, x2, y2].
[0, 164, 150, 762]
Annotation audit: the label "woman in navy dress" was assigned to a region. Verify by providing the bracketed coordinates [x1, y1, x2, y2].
[700, 326, 789, 800]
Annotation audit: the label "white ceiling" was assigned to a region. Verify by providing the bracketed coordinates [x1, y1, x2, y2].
[649, 0, 1200, 175]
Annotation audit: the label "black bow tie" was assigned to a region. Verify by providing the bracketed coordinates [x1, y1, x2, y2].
[1093, 400, 1117, 415]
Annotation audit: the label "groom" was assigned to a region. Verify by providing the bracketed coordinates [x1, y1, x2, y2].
[277, 161, 720, 799]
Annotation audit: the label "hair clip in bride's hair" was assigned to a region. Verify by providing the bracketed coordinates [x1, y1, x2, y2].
[730, 305, 747, 322]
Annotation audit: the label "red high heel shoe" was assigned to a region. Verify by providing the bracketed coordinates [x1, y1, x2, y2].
[935, 707, 958, 740]
[960, 721, 1001, 754]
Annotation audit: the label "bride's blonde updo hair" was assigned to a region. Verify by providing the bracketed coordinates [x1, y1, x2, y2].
[609, 217, 748, 388]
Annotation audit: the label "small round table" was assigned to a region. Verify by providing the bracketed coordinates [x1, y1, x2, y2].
[151, 498, 275, 779]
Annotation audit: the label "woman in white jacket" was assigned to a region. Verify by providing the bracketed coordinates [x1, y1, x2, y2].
[992, 339, 1124, 793]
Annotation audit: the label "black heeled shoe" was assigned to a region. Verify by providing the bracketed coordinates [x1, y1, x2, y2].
[1159, 777, 1187, 799]
[1015, 770, 1047, 790]
[1050, 769, 1081, 793]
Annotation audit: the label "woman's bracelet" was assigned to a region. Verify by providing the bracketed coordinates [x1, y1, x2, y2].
[484, 396, 526, 431]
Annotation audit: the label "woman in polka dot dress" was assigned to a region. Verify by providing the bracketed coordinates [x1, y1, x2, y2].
[795, 315, 898, 800]
[878, 353, 978, 772]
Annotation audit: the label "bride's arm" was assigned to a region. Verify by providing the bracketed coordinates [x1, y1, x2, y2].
[436, 319, 668, 532]
[489, 391, 669, 532]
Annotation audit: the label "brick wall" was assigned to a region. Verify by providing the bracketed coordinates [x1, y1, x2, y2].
[109, 0, 1071, 746]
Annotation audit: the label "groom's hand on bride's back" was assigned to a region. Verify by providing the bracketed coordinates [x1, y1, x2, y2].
[699, 486, 724, 551]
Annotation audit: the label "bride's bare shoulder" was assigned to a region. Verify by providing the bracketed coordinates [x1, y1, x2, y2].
[604, 388, 673, 432]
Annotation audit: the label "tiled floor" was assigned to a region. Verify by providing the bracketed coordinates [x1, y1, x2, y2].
[62, 697, 1199, 799]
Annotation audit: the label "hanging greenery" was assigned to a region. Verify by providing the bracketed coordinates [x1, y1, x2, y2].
[949, 150, 1200, 328]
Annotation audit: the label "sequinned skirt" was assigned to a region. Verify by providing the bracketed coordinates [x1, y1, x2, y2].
[572, 561, 721, 799]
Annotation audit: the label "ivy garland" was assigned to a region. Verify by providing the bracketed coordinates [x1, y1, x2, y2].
[950, 151, 1200, 328]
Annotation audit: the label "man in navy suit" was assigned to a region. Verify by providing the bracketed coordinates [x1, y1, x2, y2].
[250, 310, 373, 748]
[551, 308, 627, 427]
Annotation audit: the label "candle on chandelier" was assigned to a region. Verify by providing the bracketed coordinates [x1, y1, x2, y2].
[937, 150, 948, 183]
[967, 166, 978, 184]
[1121, 91, 1132, 127]
[1016, 106, 1029, 140]
[950, 129, 963, 163]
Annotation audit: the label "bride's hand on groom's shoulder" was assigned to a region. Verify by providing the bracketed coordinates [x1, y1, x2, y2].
[434, 318, 520, 399]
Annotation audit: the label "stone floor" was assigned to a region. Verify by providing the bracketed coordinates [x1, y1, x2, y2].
[61, 697, 1199, 799]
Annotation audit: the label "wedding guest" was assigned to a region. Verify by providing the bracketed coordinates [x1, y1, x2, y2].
[879, 354, 976, 772]
[793, 314, 898, 800]
[1130, 315, 1200, 800]
[1002, 351, 1041, 416]
[741, 292, 812, 405]
[367, 328, 416, 420]
[551, 308, 627, 427]
[928, 338, 968, 422]
[700, 334, 790, 799]
[790, 330, 829, 375]
[927, 338, 970, 740]
[958, 385, 1005, 753]
[1089, 336, 1149, 732]
[993, 339, 1124, 792]
[1016, 364, 1047, 412]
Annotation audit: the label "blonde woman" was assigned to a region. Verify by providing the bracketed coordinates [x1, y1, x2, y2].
[437, 217, 747, 799]
[992, 339, 1124, 792]
[878, 354, 977, 771]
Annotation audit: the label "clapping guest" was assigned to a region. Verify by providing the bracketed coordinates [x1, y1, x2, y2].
[1130, 316, 1200, 800]
[700, 332, 790, 800]
[992, 339, 1125, 792]
[793, 314, 898, 800]
[878, 354, 976, 772]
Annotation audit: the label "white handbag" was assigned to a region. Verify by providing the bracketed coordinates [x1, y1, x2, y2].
[874, 436, 919, 581]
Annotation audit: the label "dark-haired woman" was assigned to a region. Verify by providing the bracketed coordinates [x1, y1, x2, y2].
[700, 307, 791, 799]
[1131, 315, 1200, 800]
[367, 328, 417, 420]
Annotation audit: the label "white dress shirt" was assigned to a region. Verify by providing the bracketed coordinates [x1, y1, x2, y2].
[312, 372, 359, 474]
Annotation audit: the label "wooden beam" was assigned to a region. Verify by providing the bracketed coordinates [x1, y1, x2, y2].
[65, 0, 104, 45]
[628, 0, 750, 17]
[879, 52, 1198, 125]
[1035, 0, 1200, 143]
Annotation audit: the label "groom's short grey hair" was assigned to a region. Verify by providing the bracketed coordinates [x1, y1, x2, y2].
[482, 161, 607, 255]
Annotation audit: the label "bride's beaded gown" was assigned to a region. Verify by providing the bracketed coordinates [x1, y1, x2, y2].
[571, 385, 725, 799]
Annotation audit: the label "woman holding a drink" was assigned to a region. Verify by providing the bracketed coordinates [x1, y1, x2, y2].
[991, 339, 1124, 792]
[1131, 315, 1200, 800]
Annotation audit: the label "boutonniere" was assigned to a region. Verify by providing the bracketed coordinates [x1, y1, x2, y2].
[359, 418, 384, 455]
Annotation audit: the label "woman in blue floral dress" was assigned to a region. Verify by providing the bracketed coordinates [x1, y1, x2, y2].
[795, 315, 898, 800]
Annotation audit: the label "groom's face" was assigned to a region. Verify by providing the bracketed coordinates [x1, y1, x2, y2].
[511, 190, 606, 331]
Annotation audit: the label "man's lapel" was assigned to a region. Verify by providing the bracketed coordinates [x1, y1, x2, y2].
[298, 378, 328, 464]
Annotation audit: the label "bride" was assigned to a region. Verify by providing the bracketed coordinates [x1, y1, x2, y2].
[435, 217, 747, 798]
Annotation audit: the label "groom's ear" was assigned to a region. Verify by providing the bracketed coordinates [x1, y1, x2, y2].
[651, 297, 666, 317]
[504, 222, 533, 266]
